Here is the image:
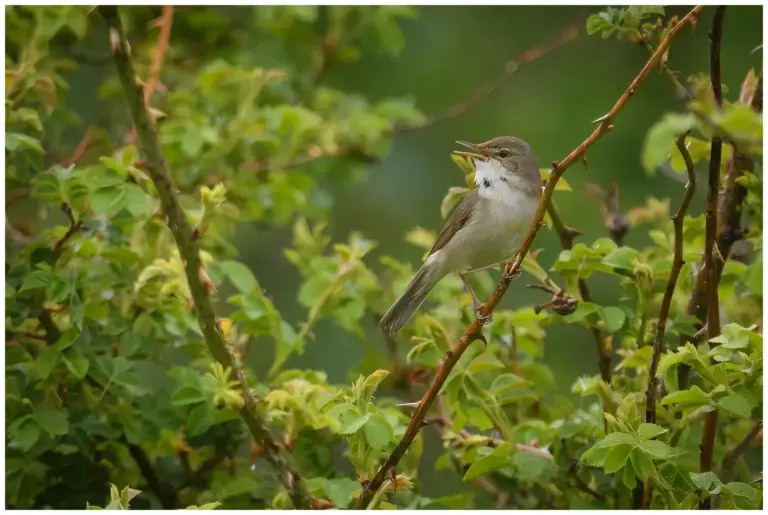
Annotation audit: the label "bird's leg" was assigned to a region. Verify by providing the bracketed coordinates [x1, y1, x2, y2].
[459, 273, 492, 325]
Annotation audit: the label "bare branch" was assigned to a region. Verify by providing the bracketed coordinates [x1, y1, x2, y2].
[255, 25, 579, 174]
[645, 134, 697, 429]
[97, 7, 312, 509]
[355, 6, 705, 508]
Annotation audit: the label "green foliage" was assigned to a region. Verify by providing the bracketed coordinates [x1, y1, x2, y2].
[5, 5, 762, 511]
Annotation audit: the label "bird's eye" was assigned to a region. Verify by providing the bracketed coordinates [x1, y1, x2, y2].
[498, 149, 511, 158]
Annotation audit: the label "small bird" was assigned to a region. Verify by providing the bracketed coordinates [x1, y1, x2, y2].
[379, 136, 542, 336]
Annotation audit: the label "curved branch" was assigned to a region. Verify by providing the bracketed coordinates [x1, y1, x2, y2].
[645, 134, 697, 427]
[355, 5, 705, 509]
[97, 7, 313, 509]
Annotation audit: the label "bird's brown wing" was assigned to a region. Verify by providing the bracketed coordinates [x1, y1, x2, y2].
[428, 189, 479, 256]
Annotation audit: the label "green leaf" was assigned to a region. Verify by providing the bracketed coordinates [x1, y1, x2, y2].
[219, 476, 260, 499]
[20, 270, 60, 291]
[62, 352, 89, 379]
[629, 447, 655, 481]
[33, 346, 61, 380]
[171, 386, 207, 406]
[6, 132, 45, 154]
[12, 419, 41, 451]
[186, 502, 222, 510]
[599, 306, 627, 332]
[463, 443, 514, 480]
[602, 247, 640, 272]
[722, 482, 758, 504]
[339, 412, 370, 435]
[218, 260, 259, 293]
[637, 423, 667, 442]
[593, 431, 638, 449]
[661, 385, 710, 407]
[33, 410, 69, 436]
[622, 461, 638, 489]
[640, 440, 673, 459]
[324, 478, 360, 508]
[690, 471, 723, 493]
[363, 414, 393, 450]
[603, 444, 632, 473]
[91, 186, 127, 217]
[642, 113, 697, 174]
[187, 403, 214, 436]
[716, 394, 755, 418]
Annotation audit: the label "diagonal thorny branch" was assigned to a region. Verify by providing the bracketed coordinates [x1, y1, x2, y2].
[355, 5, 705, 509]
[97, 7, 313, 509]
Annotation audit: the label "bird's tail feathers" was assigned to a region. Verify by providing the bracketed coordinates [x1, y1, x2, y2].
[379, 264, 440, 336]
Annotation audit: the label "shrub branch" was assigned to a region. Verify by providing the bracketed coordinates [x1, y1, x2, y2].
[645, 134, 697, 426]
[97, 7, 313, 509]
[355, 5, 704, 509]
[699, 7, 726, 509]
[547, 201, 611, 382]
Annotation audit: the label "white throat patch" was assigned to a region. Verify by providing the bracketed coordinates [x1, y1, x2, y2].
[474, 159, 516, 203]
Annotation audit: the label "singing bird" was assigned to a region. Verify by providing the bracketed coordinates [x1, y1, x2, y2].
[379, 136, 541, 336]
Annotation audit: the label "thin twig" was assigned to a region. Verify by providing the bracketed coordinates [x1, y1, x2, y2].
[61, 127, 94, 167]
[254, 25, 579, 174]
[98, 7, 312, 509]
[126, 441, 178, 509]
[548, 201, 611, 382]
[562, 439, 605, 501]
[355, 6, 704, 508]
[699, 8, 726, 510]
[144, 6, 173, 105]
[395, 25, 579, 134]
[51, 203, 82, 262]
[645, 135, 697, 425]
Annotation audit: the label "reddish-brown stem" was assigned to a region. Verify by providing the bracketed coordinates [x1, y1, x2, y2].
[254, 25, 579, 174]
[677, 71, 762, 389]
[640, 135, 697, 509]
[61, 127, 94, 167]
[355, 6, 704, 509]
[144, 6, 173, 105]
[699, 8, 725, 510]
[645, 135, 697, 425]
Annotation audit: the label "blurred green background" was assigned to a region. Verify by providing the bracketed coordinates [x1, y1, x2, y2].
[47, 5, 762, 500]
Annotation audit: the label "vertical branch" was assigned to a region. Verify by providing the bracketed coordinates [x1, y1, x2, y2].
[547, 202, 612, 382]
[641, 135, 697, 508]
[97, 7, 312, 509]
[699, 8, 726, 510]
[645, 135, 697, 425]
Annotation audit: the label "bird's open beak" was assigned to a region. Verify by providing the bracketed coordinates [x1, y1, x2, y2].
[453, 140, 489, 161]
